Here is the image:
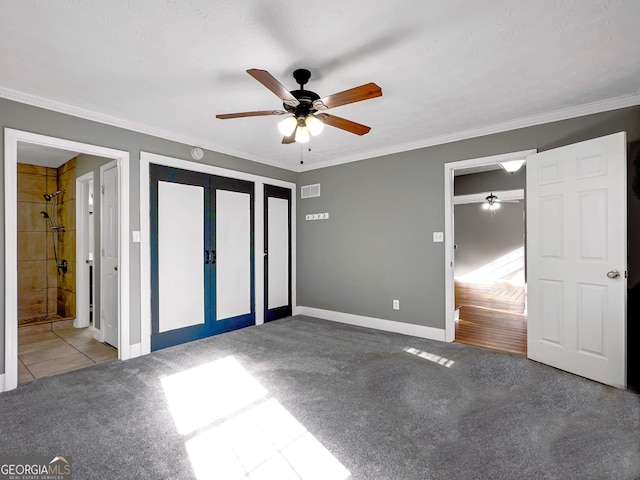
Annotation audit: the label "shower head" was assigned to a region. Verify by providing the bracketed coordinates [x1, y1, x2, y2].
[43, 190, 65, 201]
[41, 211, 56, 230]
[40, 211, 62, 231]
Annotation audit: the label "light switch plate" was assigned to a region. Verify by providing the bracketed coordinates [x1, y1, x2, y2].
[433, 232, 444, 242]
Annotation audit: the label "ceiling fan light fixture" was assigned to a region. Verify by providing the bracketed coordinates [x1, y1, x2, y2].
[295, 123, 310, 143]
[306, 114, 325, 136]
[278, 116, 298, 136]
[499, 159, 526, 173]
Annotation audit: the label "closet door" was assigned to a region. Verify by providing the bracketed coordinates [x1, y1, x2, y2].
[264, 184, 292, 322]
[211, 176, 255, 334]
[150, 165, 255, 351]
[150, 165, 213, 350]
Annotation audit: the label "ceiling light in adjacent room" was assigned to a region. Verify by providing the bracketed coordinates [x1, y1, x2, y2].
[499, 159, 525, 173]
[483, 193, 501, 213]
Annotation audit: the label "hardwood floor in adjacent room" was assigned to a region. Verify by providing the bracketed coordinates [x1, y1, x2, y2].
[455, 281, 527, 355]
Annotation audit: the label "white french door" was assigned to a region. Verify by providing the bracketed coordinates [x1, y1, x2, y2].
[526, 132, 626, 388]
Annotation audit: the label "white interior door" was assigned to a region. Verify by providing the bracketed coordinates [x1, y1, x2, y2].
[101, 163, 119, 348]
[526, 132, 626, 388]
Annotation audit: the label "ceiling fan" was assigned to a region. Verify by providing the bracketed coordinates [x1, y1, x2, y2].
[216, 68, 382, 144]
[482, 192, 520, 214]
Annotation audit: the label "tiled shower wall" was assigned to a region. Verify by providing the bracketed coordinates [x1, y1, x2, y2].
[17, 159, 77, 321]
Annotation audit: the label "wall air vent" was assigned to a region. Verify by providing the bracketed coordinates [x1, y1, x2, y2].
[301, 183, 321, 199]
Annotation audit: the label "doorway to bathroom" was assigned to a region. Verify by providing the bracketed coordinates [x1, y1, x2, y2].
[15, 147, 118, 383]
[4, 128, 131, 392]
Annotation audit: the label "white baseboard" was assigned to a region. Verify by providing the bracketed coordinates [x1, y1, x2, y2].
[128, 343, 142, 359]
[0, 373, 4, 393]
[294, 306, 447, 342]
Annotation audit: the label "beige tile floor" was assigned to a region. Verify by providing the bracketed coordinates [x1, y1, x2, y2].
[18, 326, 118, 383]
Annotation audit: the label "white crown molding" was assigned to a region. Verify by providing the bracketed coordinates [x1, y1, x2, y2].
[3, 86, 639, 175]
[0, 86, 296, 172]
[299, 92, 640, 172]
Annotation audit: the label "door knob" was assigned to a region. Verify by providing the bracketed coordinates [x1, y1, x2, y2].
[607, 270, 620, 279]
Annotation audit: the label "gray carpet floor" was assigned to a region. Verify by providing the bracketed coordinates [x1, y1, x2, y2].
[1, 315, 639, 480]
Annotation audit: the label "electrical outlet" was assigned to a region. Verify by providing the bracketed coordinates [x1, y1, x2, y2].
[393, 299, 400, 310]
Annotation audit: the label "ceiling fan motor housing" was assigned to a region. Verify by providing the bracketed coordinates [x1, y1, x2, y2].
[284, 89, 320, 117]
[280, 68, 319, 118]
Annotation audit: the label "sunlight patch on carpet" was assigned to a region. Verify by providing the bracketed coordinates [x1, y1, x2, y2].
[160, 356, 268, 435]
[161, 356, 351, 480]
[404, 347, 455, 367]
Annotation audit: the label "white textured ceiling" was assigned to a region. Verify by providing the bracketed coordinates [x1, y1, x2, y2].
[1, 0, 639, 172]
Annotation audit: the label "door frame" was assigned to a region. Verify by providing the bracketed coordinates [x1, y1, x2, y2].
[139, 151, 296, 355]
[75, 171, 94, 329]
[443, 149, 536, 342]
[3, 128, 130, 392]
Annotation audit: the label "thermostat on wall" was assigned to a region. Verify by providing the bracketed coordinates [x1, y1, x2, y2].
[191, 147, 204, 160]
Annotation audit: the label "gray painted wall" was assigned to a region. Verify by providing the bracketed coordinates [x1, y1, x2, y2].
[1, 97, 296, 373]
[297, 106, 640, 329]
[453, 169, 525, 278]
[3, 97, 640, 376]
[454, 200, 524, 278]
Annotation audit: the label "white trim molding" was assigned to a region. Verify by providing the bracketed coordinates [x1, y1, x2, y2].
[298, 93, 640, 172]
[295, 306, 446, 342]
[0, 86, 294, 172]
[139, 151, 297, 355]
[75, 171, 94, 329]
[2, 85, 639, 174]
[129, 343, 142, 358]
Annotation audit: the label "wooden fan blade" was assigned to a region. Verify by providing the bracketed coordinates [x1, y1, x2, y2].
[313, 83, 382, 110]
[282, 129, 296, 144]
[216, 110, 286, 119]
[247, 69, 300, 107]
[317, 113, 371, 136]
